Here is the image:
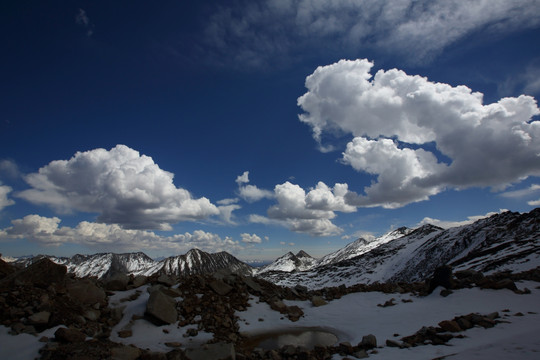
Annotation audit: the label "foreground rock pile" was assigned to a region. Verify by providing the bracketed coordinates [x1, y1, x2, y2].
[1, 256, 539, 359]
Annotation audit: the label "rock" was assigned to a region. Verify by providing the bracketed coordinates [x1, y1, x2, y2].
[354, 350, 369, 359]
[145, 290, 178, 325]
[428, 265, 454, 294]
[165, 342, 182, 348]
[11, 258, 67, 288]
[270, 299, 288, 313]
[438, 320, 461, 332]
[294, 284, 308, 294]
[118, 329, 133, 338]
[54, 327, 86, 343]
[111, 345, 141, 360]
[67, 279, 106, 306]
[105, 274, 130, 291]
[440, 289, 453, 297]
[339, 342, 353, 354]
[83, 309, 100, 321]
[492, 279, 518, 291]
[157, 274, 176, 287]
[456, 317, 473, 330]
[185, 342, 236, 360]
[360, 334, 377, 349]
[287, 305, 304, 321]
[28, 311, 50, 325]
[385, 339, 402, 348]
[242, 277, 262, 293]
[132, 275, 148, 288]
[311, 295, 328, 307]
[209, 279, 233, 296]
[486, 312, 500, 320]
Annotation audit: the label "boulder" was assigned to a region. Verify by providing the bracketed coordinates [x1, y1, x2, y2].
[438, 320, 461, 332]
[287, 305, 304, 321]
[185, 342, 236, 360]
[105, 273, 130, 291]
[54, 327, 86, 343]
[145, 290, 178, 325]
[209, 279, 233, 296]
[157, 274, 176, 287]
[311, 295, 327, 307]
[131, 275, 148, 288]
[428, 265, 454, 294]
[67, 279, 106, 306]
[28, 311, 50, 325]
[242, 277, 262, 293]
[360, 334, 377, 349]
[11, 258, 67, 288]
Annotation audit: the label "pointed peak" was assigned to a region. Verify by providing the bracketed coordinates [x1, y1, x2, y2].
[296, 250, 312, 258]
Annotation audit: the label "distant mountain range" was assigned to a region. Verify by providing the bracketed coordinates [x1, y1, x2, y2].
[8, 209, 540, 288]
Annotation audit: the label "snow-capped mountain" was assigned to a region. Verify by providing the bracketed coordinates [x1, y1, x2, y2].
[153, 248, 253, 277]
[255, 250, 317, 274]
[15, 252, 156, 279]
[258, 209, 540, 289]
[315, 226, 413, 267]
[14, 249, 253, 279]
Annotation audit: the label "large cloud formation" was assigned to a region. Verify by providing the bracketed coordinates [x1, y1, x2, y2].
[298, 59, 540, 208]
[204, 0, 540, 67]
[17, 145, 220, 230]
[0, 214, 243, 254]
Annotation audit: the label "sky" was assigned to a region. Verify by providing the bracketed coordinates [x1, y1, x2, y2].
[1, 0, 540, 261]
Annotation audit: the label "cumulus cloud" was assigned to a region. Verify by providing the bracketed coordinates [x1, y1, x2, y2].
[203, 0, 540, 68]
[0, 184, 15, 212]
[241, 233, 263, 244]
[250, 181, 355, 236]
[418, 209, 509, 229]
[235, 171, 274, 202]
[298, 59, 540, 208]
[17, 145, 220, 230]
[0, 214, 244, 254]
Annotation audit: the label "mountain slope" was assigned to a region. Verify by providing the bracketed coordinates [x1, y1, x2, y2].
[153, 248, 253, 277]
[258, 209, 540, 289]
[256, 250, 316, 274]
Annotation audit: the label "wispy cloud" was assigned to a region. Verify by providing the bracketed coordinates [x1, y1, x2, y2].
[202, 0, 540, 68]
[75, 8, 94, 37]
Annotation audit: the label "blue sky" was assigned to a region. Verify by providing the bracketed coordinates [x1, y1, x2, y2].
[1, 0, 540, 261]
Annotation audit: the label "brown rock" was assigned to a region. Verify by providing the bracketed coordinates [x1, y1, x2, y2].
[11, 258, 67, 288]
[438, 320, 461, 332]
[118, 330, 133, 338]
[105, 274, 130, 291]
[111, 345, 141, 360]
[287, 305, 304, 321]
[209, 279, 233, 296]
[311, 295, 328, 307]
[28, 311, 50, 325]
[360, 334, 377, 349]
[55, 327, 86, 343]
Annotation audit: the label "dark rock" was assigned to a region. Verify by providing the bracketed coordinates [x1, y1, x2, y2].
[105, 274, 130, 291]
[438, 320, 461, 332]
[440, 289, 453, 297]
[385, 339, 401, 348]
[54, 327, 86, 343]
[311, 295, 327, 307]
[67, 279, 106, 306]
[10, 258, 67, 288]
[287, 305, 304, 321]
[360, 334, 377, 349]
[491, 279, 518, 291]
[157, 274, 176, 287]
[428, 265, 454, 294]
[145, 291, 178, 325]
[28, 311, 50, 325]
[110, 345, 141, 360]
[185, 342, 235, 360]
[209, 279, 233, 296]
[338, 342, 353, 354]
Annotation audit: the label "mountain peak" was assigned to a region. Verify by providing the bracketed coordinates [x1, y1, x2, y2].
[296, 250, 312, 259]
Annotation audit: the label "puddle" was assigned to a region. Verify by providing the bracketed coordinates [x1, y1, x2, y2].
[244, 328, 339, 350]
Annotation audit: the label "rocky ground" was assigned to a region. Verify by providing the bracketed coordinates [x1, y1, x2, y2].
[1, 257, 539, 359]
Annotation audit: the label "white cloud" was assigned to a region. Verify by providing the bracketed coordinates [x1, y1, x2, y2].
[250, 181, 352, 236]
[75, 8, 94, 37]
[17, 145, 220, 230]
[241, 233, 263, 244]
[0, 184, 15, 212]
[0, 214, 244, 254]
[203, 0, 540, 68]
[528, 199, 540, 206]
[298, 59, 540, 208]
[418, 209, 509, 229]
[217, 198, 239, 205]
[0, 160, 20, 179]
[235, 171, 274, 202]
[499, 184, 540, 198]
[217, 204, 242, 225]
